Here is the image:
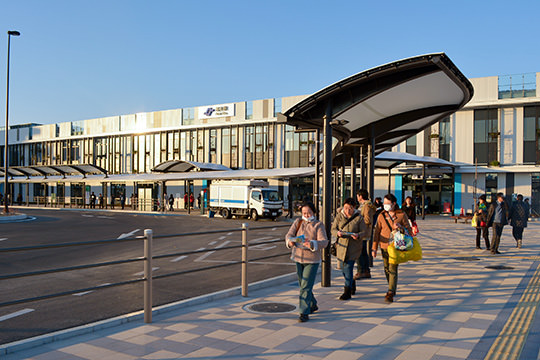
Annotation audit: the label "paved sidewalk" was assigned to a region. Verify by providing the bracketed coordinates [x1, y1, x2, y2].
[2, 218, 540, 359]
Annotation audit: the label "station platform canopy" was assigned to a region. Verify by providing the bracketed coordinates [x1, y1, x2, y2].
[279, 53, 474, 153]
[0, 164, 107, 178]
[152, 160, 231, 173]
[375, 151, 456, 169]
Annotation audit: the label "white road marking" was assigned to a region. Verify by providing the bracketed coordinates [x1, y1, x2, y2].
[0, 309, 34, 322]
[195, 241, 230, 262]
[82, 214, 94, 218]
[218, 236, 227, 240]
[73, 283, 111, 296]
[118, 229, 141, 239]
[196, 247, 206, 251]
[249, 236, 274, 243]
[272, 227, 277, 231]
[134, 267, 160, 276]
[0, 238, 7, 242]
[209, 241, 217, 245]
[171, 255, 188, 262]
[97, 216, 114, 219]
[227, 232, 233, 236]
[250, 244, 277, 250]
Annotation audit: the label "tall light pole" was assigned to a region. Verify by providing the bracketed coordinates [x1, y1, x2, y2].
[4, 30, 20, 214]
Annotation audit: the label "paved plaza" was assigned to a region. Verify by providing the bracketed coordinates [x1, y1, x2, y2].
[1, 216, 539, 360]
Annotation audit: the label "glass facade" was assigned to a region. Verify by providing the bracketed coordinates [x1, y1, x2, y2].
[245, 101, 253, 120]
[439, 117, 451, 161]
[474, 109, 499, 165]
[524, 106, 540, 164]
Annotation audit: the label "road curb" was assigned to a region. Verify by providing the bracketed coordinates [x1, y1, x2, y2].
[0, 272, 298, 356]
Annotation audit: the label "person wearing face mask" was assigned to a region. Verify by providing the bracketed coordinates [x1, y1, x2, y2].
[486, 192, 509, 254]
[285, 201, 329, 323]
[331, 197, 369, 300]
[372, 193, 412, 303]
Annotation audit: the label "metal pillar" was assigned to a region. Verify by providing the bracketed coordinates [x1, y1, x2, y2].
[366, 127, 375, 201]
[314, 128, 320, 216]
[351, 148, 357, 198]
[359, 144, 367, 190]
[388, 168, 392, 194]
[340, 157, 346, 204]
[321, 101, 333, 287]
[451, 167, 455, 215]
[144, 229, 153, 323]
[422, 164, 426, 220]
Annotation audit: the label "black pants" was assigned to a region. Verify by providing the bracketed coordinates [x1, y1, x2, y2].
[475, 227, 490, 249]
[491, 223, 504, 252]
[356, 240, 369, 272]
[512, 226, 524, 241]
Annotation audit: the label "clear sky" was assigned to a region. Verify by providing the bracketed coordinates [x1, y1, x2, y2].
[1, 0, 538, 126]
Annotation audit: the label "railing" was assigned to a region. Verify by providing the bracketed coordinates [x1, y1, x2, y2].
[0, 223, 291, 324]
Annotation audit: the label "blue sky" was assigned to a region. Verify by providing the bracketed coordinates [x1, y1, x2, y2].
[0, 0, 538, 126]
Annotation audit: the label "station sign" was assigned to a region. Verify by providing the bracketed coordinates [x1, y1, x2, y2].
[198, 103, 235, 119]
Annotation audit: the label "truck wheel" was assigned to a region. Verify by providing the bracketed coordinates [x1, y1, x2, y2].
[221, 208, 232, 219]
[250, 209, 259, 221]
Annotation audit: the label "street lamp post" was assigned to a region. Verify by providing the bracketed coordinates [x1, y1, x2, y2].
[4, 30, 20, 214]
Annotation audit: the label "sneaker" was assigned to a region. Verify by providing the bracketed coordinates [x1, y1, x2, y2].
[298, 314, 309, 322]
[310, 305, 318, 314]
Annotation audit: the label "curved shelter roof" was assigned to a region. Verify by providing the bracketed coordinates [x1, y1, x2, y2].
[280, 53, 474, 153]
[375, 151, 456, 169]
[0, 164, 107, 178]
[152, 160, 231, 172]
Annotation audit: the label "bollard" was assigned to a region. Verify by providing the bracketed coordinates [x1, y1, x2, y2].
[144, 229, 153, 323]
[241, 223, 249, 297]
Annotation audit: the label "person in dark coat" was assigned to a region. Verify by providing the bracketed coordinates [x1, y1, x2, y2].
[474, 195, 490, 250]
[509, 194, 528, 248]
[487, 192, 509, 255]
[401, 196, 416, 222]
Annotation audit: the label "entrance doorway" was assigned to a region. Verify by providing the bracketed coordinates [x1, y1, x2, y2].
[402, 174, 453, 214]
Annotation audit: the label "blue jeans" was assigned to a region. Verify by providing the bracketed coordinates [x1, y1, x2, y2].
[296, 262, 319, 315]
[341, 260, 355, 288]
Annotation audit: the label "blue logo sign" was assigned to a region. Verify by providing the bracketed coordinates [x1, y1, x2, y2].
[204, 107, 215, 116]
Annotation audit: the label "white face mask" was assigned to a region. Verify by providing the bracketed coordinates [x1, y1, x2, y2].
[383, 204, 393, 212]
[302, 215, 315, 222]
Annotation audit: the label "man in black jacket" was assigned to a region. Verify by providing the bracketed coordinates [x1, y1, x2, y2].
[487, 193, 509, 254]
[510, 194, 529, 248]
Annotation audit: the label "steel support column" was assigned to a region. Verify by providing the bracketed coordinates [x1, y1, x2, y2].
[351, 148, 357, 198]
[366, 127, 375, 202]
[314, 128, 320, 216]
[422, 164, 426, 220]
[321, 101, 333, 287]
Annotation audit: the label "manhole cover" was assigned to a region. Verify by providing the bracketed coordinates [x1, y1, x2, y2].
[485, 265, 514, 270]
[244, 302, 297, 314]
[454, 257, 480, 261]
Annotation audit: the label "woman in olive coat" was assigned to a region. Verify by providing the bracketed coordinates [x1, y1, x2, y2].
[331, 198, 369, 300]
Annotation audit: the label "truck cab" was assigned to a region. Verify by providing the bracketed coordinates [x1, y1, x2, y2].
[249, 188, 283, 220]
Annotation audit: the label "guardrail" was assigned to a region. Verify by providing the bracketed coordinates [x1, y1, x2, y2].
[0, 223, 291, 324]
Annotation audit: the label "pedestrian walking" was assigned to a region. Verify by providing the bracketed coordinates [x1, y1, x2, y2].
[90, 192, 96, 209]
[285, 202, 328, 323]
[487, 192, 509, 255]
[169, 194, 175, 211]
[474, 195, 490, 250]
[189, 193, 194, 209]
[372, 193, 412, 303]
[197, 193, 201, 209]
[120, 192, 126, 210]
[331, 197, 368, 300]
[355, 189, 376, 280]
[98, 193, 104, 209]
[184, 193, 188, 209]
[509, 194, 528, 248]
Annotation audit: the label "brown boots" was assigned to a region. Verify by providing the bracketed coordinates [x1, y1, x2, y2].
[353, 269, 371, 280]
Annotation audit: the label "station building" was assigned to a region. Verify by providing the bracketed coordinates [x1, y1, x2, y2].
[1, 71, 539, 215]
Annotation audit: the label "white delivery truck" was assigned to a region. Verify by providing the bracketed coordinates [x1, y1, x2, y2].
[209, 180, 283, 221]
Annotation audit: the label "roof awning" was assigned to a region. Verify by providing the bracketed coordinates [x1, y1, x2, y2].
[0, 164, 107, 178]
[375, 151, 456, 169]
[152, 160, 231, 172]
[7, 167, 315, 184]
[279, 53, 474, 154]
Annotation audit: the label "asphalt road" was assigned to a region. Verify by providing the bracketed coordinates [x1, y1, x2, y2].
[0, 208, 295, 344]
